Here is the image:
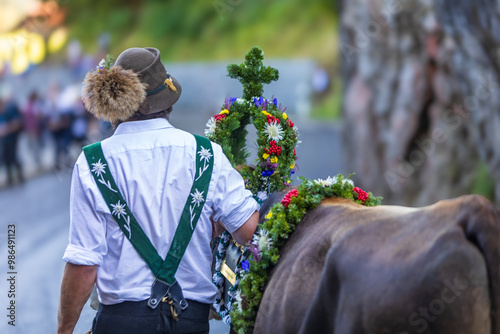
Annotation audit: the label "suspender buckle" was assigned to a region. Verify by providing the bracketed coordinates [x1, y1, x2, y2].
[148, 279, 189, 321]
[148, 278, 171, 309]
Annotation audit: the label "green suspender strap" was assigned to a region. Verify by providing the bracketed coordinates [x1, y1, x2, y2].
[83, 135, 214, 316]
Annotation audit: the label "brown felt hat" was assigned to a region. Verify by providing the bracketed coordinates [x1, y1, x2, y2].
[82, 47, 181, 123]
[115, 47, 182, 114]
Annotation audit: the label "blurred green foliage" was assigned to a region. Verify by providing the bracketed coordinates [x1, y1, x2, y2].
[471, 162, 495, 201]
[64, 0, 338, 63]
[311, 76, 342, 120]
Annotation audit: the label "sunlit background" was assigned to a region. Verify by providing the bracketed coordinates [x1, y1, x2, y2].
[0, 0, 341, 184]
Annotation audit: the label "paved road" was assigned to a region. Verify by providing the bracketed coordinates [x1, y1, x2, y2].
[0, 115, 343, 333]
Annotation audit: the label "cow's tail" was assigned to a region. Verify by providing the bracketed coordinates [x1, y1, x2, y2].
[458, 195, 500, 334]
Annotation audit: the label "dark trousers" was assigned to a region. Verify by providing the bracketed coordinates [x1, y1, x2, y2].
[92, 299, 210, 334]
[3, 134, 23, 185]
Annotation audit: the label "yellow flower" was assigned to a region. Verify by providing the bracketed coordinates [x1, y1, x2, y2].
[290, 164, 295, 169]
[265, 212, 273, 219]
[270, 157, 278, 164]
[261, 110, 271, 116]
[263, 153, 270, 159]
[220, 109, 229, 115]
[287, 180, 291, 184]
[282, 112, 288, 120]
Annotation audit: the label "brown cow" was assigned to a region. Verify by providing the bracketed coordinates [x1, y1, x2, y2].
[253, 194, 499, 334]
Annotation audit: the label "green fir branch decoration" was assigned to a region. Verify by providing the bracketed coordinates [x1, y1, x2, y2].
[205, 46, 383, 333]
[230, 176, 382, 333]
[227, 46, 279, 102]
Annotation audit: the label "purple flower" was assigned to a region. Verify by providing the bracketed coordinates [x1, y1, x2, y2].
[249, 245, 261, 262]
[241, 260, 250, 272]
[273, 98, 278, 106]
[261, 170, 274, 177]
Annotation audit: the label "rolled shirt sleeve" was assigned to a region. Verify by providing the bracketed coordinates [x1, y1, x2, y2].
[63, 153, 108, 266]
[211, 149, 260, 234]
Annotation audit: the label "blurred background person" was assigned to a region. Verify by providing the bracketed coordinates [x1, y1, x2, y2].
[0, 94, 24, 186]
[43, 82, 73, 170]
[21, 91, 43, 170]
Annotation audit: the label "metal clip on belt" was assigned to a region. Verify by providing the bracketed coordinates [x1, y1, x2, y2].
[148, 279, 189, 321]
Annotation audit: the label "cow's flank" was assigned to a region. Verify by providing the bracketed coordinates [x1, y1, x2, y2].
[253, 195, 499, 334]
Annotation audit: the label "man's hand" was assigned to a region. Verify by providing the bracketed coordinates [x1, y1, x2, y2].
[57, 263, 97, 334]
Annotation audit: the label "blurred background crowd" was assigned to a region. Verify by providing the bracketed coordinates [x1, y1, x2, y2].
[0, 77, 111, 186]
[0, 0, 338, 189]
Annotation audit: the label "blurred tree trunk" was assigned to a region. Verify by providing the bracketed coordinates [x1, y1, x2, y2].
[340, 0, 500, 206]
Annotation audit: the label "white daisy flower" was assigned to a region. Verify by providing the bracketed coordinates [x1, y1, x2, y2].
[342, 179, 354, 187]
[97, 58, 106, 70]
[314, 178, 327, 186]
[314, 176, 336, 187]
[252, 229, 273, 252]
[236, 98, 245, 104]
[326, 176, 337, 185]
[234, 290, 243, 313]
[293, 125, 299, 136]
[198, 146, 213, 163]
[204, 117, 217, 137]
[91, 159, 107, 177]
[264, 120, 284, 142]
[190, 189, 205, 207]
[257, 191, 268, 202]
[110, 200, 127, 219]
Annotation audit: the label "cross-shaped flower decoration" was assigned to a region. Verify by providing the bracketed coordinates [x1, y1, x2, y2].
[227, 46, 279, 101]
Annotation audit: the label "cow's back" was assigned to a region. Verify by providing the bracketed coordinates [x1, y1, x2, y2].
[254, 195, 498, 334]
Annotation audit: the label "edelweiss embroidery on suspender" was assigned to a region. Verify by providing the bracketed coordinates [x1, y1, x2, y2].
[189, 145, 213, 229]
[90, 159, 118, 193]
[83, 135, 214, 319]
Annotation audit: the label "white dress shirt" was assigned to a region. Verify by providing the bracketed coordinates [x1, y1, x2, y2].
[63, 118, 259, 305]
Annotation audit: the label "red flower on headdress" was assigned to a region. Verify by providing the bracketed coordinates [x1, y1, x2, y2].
[281, 189, 299, 208]
[264, 141, 282, 156]
[353, 187, 369, 204]
[214, 114, 226, 123]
